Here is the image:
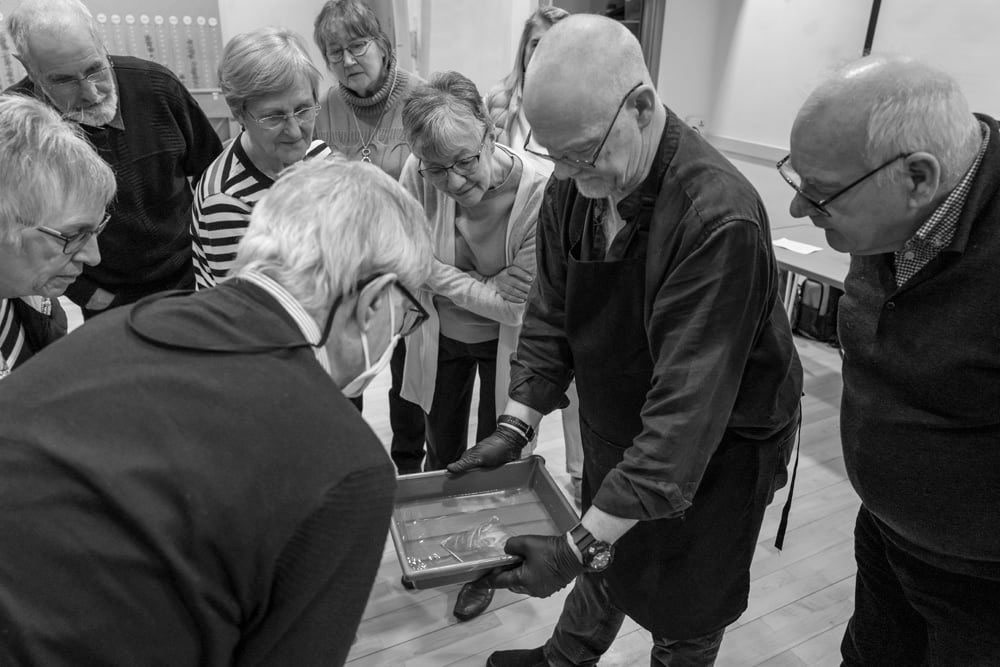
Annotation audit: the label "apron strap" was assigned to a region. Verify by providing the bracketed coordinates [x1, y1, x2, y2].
[774, 412, 803, 550]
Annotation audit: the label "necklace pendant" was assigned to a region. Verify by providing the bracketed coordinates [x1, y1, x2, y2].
[360, 146, 373, 163]
[0, 366, 10, 380]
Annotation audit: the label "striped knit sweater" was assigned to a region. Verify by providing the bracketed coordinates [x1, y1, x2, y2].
[191, 137, 332, 289]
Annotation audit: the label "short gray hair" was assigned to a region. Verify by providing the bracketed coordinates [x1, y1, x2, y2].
[229, 159, 433, 319]
[808, 57, 982, 189]
[313, 0, 394, 73]
[0, 93, 116, 245]
[6, 0, 105, 65]
[403, 71, 492, 157]
[219, 27, 322, 115]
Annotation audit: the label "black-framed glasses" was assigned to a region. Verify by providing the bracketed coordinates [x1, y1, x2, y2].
[46, 59, 114, 91]
[326, 38, 374, 64]
[523, 81, 643, 169]
[417, 127, 490, 180]
[245, 105, 321, 132]
[36, 213, 110, 254]
[776, 153, 911, 216]
[318, 275, 429, 346]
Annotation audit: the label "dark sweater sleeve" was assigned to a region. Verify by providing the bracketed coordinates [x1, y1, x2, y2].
[234, 466, 396, 667]
[173, 81, 223, 182]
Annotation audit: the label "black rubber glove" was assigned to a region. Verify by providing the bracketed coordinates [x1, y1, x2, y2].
[488, 534, 583, 598]
[446, 426, 525, 473]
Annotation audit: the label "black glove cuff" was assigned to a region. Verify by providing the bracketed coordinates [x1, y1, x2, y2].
[553, 535, 584, 581]
[494, 423, 529, 452]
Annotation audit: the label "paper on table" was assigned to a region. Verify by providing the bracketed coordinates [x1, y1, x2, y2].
[773, 237, 822, 254]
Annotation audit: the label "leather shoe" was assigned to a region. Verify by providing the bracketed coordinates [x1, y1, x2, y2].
[486, 647, 546, 666]
[452, 580, 495, 621]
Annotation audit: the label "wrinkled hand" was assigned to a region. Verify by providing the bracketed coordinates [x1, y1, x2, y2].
[84, 287, 116, 312]
[446, 427, 525, 474]
[489, 266, 533, 304]
[488, 534, 582, 598]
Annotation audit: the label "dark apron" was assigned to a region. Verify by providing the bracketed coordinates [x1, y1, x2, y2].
[565, 221, 780, 639]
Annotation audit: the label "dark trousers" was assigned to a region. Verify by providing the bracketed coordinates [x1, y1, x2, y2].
[423, 334, 497, 471]
[841, 505, 1000, 666]
[388, 340, 427, 474]
[545, 573, 725, 667]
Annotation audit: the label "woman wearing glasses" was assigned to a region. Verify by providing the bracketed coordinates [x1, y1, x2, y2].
[312, 0, 422, 180]
[400, 73, 549, 469]
[399, 70, 548, 620]
[0, 94, 116, 378]
[312, 0, 429, 475]
[191, 27, 332, 289]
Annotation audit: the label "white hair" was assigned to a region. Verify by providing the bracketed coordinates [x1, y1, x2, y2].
[6, 0, 105, 63]
[808, 56, 982, 189]
[229, 158, 433, 319]
[0, 93, 116, 245]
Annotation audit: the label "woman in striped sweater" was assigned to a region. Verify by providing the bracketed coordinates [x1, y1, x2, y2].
[191, 27, 334, 289]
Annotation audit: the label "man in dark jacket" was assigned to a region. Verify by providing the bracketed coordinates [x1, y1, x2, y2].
[5, 0, 222, 318]
[0, 158, 433, 666]
[0, 93, 116, 378]
[781, 55, 1000, 666]
[449, 15, 803, 666]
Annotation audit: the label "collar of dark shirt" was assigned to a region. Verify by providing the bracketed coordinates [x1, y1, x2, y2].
[609, 106, 678, 224]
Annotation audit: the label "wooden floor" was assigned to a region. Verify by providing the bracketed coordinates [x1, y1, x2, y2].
[349, 336, 854, 667]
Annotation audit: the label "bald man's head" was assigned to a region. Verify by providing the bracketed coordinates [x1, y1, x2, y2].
[523, 14, 651, 134]
[520, 14, 664, 199]
[786, 55, 981, 255]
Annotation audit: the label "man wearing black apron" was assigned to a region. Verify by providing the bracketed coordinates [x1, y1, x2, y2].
[448, 16, 803, 667]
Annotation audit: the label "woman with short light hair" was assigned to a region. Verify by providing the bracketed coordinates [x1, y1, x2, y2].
[0, 93, 116, 378]
[191, 27, 334, 290]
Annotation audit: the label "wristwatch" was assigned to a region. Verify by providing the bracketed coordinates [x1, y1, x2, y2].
[569, 522, 614, 572]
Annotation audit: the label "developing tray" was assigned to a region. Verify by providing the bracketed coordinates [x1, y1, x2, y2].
[390, 455, 579, 589]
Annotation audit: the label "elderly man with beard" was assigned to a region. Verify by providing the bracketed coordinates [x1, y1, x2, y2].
[5, 0, 221, 318]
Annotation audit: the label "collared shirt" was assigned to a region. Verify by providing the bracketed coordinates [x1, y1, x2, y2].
[236, 271, 331, 373]
[894, 122, 990, 286]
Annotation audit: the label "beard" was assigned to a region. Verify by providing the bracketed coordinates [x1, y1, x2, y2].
[62, 84, 119, 127]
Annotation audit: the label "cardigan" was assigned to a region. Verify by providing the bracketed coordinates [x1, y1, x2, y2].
[0, 282, 395, 666]
[839, 112, 1000, 578]
[398, 145, 548, 416]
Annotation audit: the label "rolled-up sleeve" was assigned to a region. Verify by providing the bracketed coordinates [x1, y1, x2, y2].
[593, 219, 772, 520]
[508, 182, 574, 414]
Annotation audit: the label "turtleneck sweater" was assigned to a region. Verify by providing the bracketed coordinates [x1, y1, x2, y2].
[314, 54, 423, 181]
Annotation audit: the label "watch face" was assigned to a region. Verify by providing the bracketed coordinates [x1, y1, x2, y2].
[585, 544, 613, 571]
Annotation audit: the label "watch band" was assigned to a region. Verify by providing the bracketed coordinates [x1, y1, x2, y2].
[496, 414, 536, 442]
[570, 522, 614, 572]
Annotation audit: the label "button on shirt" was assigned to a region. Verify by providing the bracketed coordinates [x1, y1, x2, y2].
[893, 122, 990, 287]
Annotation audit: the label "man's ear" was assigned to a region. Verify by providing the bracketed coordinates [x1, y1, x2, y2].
[902, 152, 942, 209]
[352, 273, 397, 333]
[633, 84, 657, 129]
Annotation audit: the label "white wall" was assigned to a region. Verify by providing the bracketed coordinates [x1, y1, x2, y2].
[418, 0, 533, 94]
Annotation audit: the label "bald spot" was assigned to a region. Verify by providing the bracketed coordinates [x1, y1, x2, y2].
[523, 14, 650, 138]
[792, 56, 953, 167]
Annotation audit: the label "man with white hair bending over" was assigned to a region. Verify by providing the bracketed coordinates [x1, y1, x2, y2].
[5, 0, 221, 318]
[0, 158, 433, 666]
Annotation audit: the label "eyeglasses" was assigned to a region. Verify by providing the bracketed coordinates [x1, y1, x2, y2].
[394, 282, 430, 337]
[417, 127, 490, 180]
[523, 81, 643, 169]
[326, 38, 374, 64]
[36, 214, 110, 254]
[46, 61, 114, 91]
[245, 105, 321, 132]
[318, 275, 429, 345]
[776, 153, 911, 216]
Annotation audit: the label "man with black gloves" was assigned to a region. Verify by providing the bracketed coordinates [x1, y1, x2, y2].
[447, 15, 802, 667]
